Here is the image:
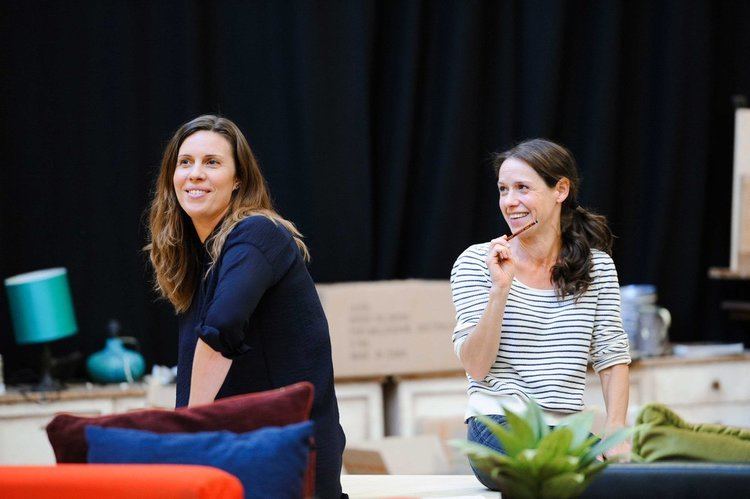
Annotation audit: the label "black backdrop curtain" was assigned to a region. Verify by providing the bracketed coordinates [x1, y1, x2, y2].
[1, 0, 749, 379]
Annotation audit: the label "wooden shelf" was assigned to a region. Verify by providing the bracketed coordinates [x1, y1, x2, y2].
[708, 267, 750, 280]
[0, 383, 147, 405]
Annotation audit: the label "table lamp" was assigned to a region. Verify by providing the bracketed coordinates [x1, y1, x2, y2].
[4, 267, 78, 391]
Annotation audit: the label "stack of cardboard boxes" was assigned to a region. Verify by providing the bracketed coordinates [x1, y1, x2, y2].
[317, 280, 471, 474]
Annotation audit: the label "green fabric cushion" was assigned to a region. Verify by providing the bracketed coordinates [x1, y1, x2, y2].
[633, 404, 750, 463]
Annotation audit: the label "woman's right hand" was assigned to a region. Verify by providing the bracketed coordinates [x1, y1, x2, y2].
[486, 235, 515, 292]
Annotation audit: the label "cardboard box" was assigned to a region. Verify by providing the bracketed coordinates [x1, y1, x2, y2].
[417, 417, 474, 474]
[343, 435, 450, 475]
[385, 375, 472, 474]
[317, 280, 462, 378]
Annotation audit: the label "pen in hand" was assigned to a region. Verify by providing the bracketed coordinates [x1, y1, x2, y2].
[506, 218, 539, 241]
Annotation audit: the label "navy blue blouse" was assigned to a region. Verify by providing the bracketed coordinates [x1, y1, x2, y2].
[176, 215, 345, 498]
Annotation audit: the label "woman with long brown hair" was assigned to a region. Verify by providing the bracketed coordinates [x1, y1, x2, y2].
[147, 114, 345, 498]
[450, 139, 631, 488]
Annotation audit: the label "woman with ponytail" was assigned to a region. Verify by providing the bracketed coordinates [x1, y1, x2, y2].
[146, 115, 345, 498]
[450, 139, 631, 488]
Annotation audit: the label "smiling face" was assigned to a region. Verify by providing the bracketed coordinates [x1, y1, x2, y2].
[173, 130, 237, 241]
[497, 157, 569, 234]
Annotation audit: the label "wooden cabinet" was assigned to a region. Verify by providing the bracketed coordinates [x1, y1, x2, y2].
[385, 375, 468, 438]
[0, 384, 147, 464]
[2, 355, 747, 467]
[0, 380, 386, 465]
[141, 380, 389, 443]
[335, 380, 385, 442]
[585, 354, 750, 427]
[384, 355, 750, 473]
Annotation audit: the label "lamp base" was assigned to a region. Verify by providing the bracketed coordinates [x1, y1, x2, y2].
[29, 344, 65, 392]
[28, 370, 65, 392]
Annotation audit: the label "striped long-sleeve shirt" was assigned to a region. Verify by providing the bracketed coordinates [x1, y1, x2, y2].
[451, 243, 630, 420]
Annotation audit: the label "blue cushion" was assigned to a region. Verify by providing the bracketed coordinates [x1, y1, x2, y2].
[85, 421, 313, 499]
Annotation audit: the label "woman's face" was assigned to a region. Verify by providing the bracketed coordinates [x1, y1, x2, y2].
[173, 131, 237, 235]
[497, 157, 567, 232]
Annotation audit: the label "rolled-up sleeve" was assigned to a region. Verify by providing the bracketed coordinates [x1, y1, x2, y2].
[197, 241, 274, 359]
[589, 257, 631, 372]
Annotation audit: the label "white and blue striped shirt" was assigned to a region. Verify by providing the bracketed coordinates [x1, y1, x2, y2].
[451, 243, 630, 419]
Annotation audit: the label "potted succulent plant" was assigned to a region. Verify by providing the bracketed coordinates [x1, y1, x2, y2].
[451, 400, 632, 499]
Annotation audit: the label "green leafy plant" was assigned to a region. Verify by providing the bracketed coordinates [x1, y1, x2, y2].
[450, 400, 633, 499]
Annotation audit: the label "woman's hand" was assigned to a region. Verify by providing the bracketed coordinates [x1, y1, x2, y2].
[486, 235, 515, 291]
[604, 439, 632, 462]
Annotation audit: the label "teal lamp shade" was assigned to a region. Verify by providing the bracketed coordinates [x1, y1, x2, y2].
[5, 268, 78, 345]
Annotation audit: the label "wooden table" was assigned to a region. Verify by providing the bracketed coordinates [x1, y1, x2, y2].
[341, 475, 499, 498]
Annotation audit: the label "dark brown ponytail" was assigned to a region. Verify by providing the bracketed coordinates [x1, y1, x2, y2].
[493, 139, 613, 299]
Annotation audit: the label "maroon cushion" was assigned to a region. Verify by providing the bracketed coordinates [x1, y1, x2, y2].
[46, 382, 315, 495]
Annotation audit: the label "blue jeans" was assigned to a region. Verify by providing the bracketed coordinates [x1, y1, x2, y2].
[466, 415, 507, 490]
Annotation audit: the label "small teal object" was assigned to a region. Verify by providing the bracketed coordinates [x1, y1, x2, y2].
[4, 268, 78, 344]
[87, 337, 146, 383]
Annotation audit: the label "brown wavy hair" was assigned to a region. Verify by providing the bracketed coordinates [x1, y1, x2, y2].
[145, 114, 309, 313]
[493, 138, 613, 299]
